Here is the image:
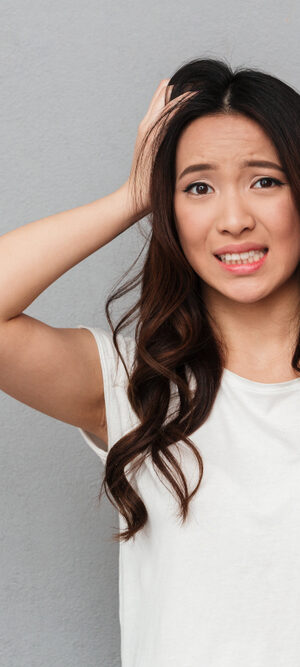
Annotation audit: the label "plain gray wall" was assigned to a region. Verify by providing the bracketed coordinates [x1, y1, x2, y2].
[1, 0, 299, 665]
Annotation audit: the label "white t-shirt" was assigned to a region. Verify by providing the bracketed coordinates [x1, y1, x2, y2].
[76, 324, 300, 667]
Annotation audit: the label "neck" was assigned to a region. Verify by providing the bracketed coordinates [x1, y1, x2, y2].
[202, 273, 300, 373]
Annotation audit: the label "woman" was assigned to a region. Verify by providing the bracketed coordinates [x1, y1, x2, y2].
[1, 58, 300, 666]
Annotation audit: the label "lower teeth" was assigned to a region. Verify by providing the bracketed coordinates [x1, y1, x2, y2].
[222, 259, 260, 265]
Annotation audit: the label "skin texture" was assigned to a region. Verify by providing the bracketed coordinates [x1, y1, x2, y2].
[173, 113, 300, 382]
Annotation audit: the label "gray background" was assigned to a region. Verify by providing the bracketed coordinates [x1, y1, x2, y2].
[1, 1, 299, 665]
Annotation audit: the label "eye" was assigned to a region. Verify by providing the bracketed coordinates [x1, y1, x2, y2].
[253, 177, 284, 189]
[183, 182, 213, 196]
[183, 177, 284, 196]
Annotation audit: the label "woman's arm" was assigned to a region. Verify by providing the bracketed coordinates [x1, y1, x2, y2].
[0, 181, 138, 323]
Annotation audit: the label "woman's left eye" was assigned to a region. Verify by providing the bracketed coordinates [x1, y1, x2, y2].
[183, 177, 284, 196]
[253, 177, 284, 189]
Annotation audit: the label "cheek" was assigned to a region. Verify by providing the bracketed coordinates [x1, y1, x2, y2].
[174, 203, 207, 249]
[274, 216, 300, 265]
[271, 198, 300, 244]
[175, 224, 209, 275]
[175, 221, 206, 262]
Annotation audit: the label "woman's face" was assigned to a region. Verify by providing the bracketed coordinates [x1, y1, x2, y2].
[173, 113, 300, 306]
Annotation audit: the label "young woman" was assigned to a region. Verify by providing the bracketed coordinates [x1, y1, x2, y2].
[1, 58, 300, 666]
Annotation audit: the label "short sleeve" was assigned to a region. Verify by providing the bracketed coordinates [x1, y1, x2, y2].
[75, 324, 138, 465]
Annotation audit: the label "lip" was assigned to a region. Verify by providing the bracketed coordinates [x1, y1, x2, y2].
[215, 249, 268, 274]
[213, 242, 268, 255]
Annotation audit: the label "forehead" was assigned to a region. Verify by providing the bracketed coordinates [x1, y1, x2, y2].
[175, 113, 277, 170]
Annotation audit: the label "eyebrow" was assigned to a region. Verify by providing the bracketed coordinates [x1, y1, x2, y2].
[178, 160, 286, 181]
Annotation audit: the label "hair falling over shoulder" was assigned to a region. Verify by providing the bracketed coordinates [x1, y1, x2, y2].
[99, 57, 300, 543]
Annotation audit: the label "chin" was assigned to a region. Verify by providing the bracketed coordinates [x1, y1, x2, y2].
[220, 287, 273, 304]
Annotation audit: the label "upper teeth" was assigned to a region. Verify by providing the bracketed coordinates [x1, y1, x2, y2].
[219, 249, 266, 261]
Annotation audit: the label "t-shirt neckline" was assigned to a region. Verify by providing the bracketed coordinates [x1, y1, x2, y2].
[222, 367, 300, 393]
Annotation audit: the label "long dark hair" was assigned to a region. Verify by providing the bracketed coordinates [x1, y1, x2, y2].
[100, 57, 300, 542]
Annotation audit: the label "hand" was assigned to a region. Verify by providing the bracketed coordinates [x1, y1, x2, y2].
[125, 79, 196, 221]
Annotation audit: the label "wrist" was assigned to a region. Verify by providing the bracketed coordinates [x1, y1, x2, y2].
[119, 179, 150, 224]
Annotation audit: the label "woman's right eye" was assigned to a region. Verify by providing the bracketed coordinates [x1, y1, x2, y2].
[183, 182, 212, 196]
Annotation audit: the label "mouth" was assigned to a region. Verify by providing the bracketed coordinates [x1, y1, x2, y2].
[214, 248, 269, 274]
[214, 248, 269, 263]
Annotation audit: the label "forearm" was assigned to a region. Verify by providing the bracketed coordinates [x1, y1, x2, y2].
[0, 180, 139, 322]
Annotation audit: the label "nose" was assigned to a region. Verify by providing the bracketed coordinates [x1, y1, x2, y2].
[215, 193, 256, 235]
